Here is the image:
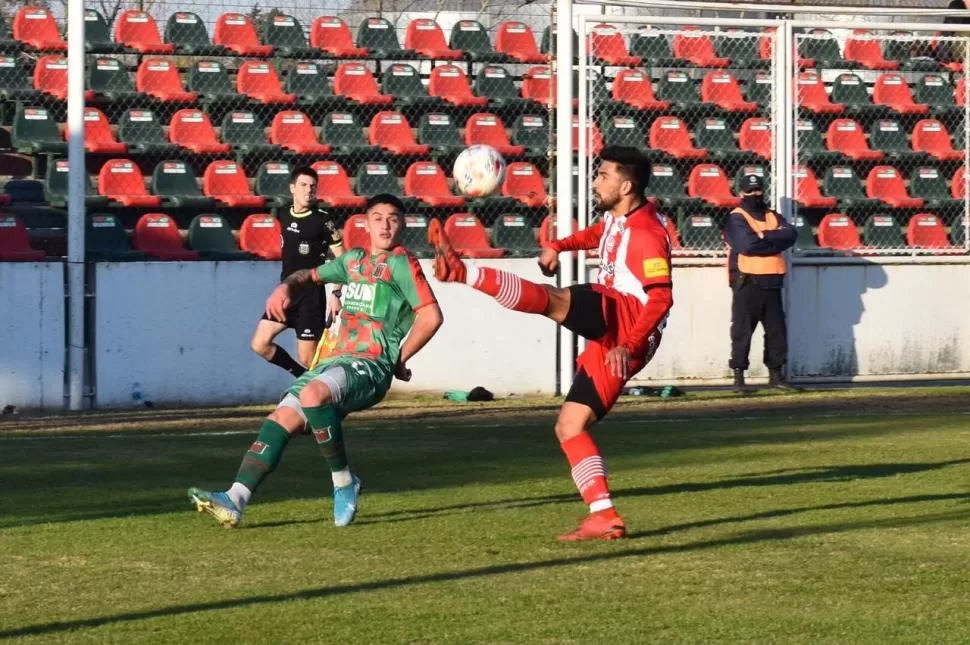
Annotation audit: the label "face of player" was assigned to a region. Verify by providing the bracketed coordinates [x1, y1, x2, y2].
[366, 203, 403, 251]
[592, 161, 630, 213]
[290, 174, 316, 212]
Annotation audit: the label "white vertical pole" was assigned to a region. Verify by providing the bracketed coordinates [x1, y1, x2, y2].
[556, 0, 575, 396]
[575, 17, 588, 360]
[66, 0, 86, 410]
[780, 19, 795, 380]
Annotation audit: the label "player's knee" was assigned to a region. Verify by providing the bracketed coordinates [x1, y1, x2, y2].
[554, 417, 585, 442]
[250, 336, 273, 359]
[299, 379, 332, 408]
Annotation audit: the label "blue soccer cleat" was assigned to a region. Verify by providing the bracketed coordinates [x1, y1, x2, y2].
[188, 487, 242, 528]
[333, 474, 362, 527]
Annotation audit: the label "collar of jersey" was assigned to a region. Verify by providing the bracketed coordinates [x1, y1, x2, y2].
[290, 207, 314, 219]
[612, 200, 656, 227]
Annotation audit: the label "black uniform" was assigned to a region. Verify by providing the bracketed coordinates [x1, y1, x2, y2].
[261, 206, 343, 341]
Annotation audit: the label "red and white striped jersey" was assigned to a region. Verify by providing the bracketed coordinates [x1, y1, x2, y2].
[592, 201, 672, 304]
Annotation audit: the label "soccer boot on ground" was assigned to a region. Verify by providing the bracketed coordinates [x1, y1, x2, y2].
[333, 473, 362, 527]
[559, 513, 627, 542]
[188, 487, 242, 528]
[427, 218, 466, 283]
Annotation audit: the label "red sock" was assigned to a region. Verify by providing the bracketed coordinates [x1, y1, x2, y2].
[560, 432, 617, 519]
[471, 267, 549, 314]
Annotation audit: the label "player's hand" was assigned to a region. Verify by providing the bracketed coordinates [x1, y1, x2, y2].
[605, 346, 632, 380]
[326, 292, 342, 327]
[394, 360, 412, 382]
[265, 284, 290, 322]
[538, 247, 560, 277]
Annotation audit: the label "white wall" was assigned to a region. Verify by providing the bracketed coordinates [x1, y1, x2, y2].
[0, 262, 64, 408]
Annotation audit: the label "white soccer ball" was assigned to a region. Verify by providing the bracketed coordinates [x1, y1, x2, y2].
[453, 144, 506, 198]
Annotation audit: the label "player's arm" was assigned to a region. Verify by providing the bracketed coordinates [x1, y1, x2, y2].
[394, 254, 444, 380]
[544, 219, 606, 253]
[725, 212, 782, 256]
[266, 257, 350, 322]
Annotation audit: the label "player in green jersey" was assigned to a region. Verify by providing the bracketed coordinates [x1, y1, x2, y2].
[188, 194, 443, 528]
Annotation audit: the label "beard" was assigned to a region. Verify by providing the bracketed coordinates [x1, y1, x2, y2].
[593, 191, 619, 212]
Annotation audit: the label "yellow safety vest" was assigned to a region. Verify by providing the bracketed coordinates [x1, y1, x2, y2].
[730, 207, 787, 276]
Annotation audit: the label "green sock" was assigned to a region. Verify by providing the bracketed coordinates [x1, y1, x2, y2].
[304, 405, 347, 473]
[234, 419, 291, 491]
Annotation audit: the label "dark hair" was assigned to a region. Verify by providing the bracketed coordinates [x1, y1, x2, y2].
[599, 145, 652, 197]
[366, 193, 405, 213]
[290, 165, 317, 183]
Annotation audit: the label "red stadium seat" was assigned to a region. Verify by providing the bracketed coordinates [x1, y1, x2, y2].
[873, 73, 928, 114]
[589, 23, 641, 66]
[522, 66, 555, 107]
[958, 77, 966, 107]
[495, 21, 545, 63]
[817, 214, 861, 249]
[912, 119, 963, 161]
[739, 117, 772, 159]
[406, 19, 462, 59]
[445, 213, 505, 258]
[405, 162, 465, 208]
[688, 164, 740, 208]
[649, 116, 707, 159]
[611, 69, 669, 111]
[844, 30, 897, 70]
[136, 58, 197, 103]
[907, 213, 950, 249]
[342, 214, 368, 251]
[214, 13, 273, 56]
[953, 166, 966, 199]
[312, 161, 366, 209]
[270, 111, 331, 155]
[826, 119, 883, 161]
[115, 10, 174, 54]
[702, 71, 757, 112]
[169, 109, 231, 154]
[465, 113, 525, 157]
[239, 214, 283, 260]
[573, 114, 604, 155]
[793, 166, 837, 209]
[34, 56, 93, 101]
[133, 213, 200, 260]
[99, 159, 162, 207]
[539, 214, 580, 249]
[333, 63, 392, 105]
[13, 7, 66, 51]
[369, 111, 429, 156]
[0, 215, 45, 260]
[311, 16, 368, 58]
[673, 28, 729, 67]
[429, 64, 487, 107]
[73, 107, 126, 154]
[203, 160, 265, 208]
[797, 71, 844, 114]
[866, 166, 924, 208]
[502, 162, 547, 207]
[237, 61, 295, 104]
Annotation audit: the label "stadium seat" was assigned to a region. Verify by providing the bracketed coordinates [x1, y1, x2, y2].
[334, 62, 391, 105]
[676, 212, 722, 250]
[496, 21, 545, 63]
[118, 109, 178, 155]
[629, 31, 677, 67]
[907, 213, 951, 248]
[915, 74, 958, 116]
[0, 215, 44, 260]
[797, 71, 843, 114]
[370, 111, 429, 156]
[312, 160, 366, 208]
[136, 58, 197, 103]
[239, 214, 283, 260]
[649, 116, 706, 159]
[844, 30, 897, 70]
[261, 13, 315, 58]
[958, 77, 966, 108]
[465, 113, 525, 157]
[311, 16, 367, 58]
[589, 23, 641, 66]
[791, 214, 818, 249]
[716, 29, 764, 68]
[99, 159, 162, 207]
[418, 113, 464, 156]
[406, 18, 461, 59]
[739, 117, 772, 159]
[86, 213, 147, 260]
[444, 213, 505, 258]
[357, 17, 411, 59]
[573, 114, 604, 155]
[817, 214, 862, 249]
[214, 13, 272, 56]
[11, 105, 66, 154]
[254, 161, 293, 207]
[873, 73, 928, 114]
[521, 66, 562, 108]
[169, 109, 231, 154]
[539, 25, 578, 60]
[114, 10, 173, 54]
[381, 63, 439, 108]
[491, 214, 537, 256]
[829, 73, 882, 115]
[449, 20, 505, 62]
[13, 7, 66, 51]
[0, 54, 37, 100]
[164, 12, 225, 56]
[868, 118, 924, 163]
[884, 32, 939, 72]
[512, 114, 549, 154]
[953, 166, 966, 199]
[866, 165, 924, 208]
[356, 162, 403, 198]
[702, 71, 757, 113]
[342, 213, 369, 250]
[151, 160, 214, 209]
[76, 107, 126, 154]
[744, 71, 773, 104]
[912, 119, 963, 161]
[793, 165, 837, 209]
[863, 214, 905, 248]
[188, 214, 253, 259]
[237, 61, 295, 104]
[502, 162, 547, 208]
[694, 117, 742, 161]
[688, 164, 739, 208]
[45, 158, 109, 209]
[602, 115, 646, 148]
[84, 9, 125, 54]
[474, 65, 528, 108]
[289, 63, 344, 109]
[673, 28, 728, 67]
[429, 64, 487, 107]
[270, 110, 331, 155]
[133, 213, 200, 260]
[87, 57, 138, 101]
[823, 166, 880, 210]
[538, 214, 581, 250]
[321, 111, 378, 155]
[611, 69, 669, 111]
[657, 70, 701, 110]
[187, 60, 239, 104]
[405, 161, 464, 208]
[909, 166, 961, 210]
[826, 118, 883, 161]
[649, 163, 689, 206]
[33, 55, 77, 101]
[952, 215, 967, 246]
[203, 160, 265, 208]
[796, 118, 840, 163]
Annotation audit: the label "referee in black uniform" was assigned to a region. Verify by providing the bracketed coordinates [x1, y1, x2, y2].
[251, 166, 344, 377]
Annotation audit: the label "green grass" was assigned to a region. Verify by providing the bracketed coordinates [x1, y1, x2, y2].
[1, 388, 969, 643]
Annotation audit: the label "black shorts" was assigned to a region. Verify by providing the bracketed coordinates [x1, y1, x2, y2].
[260, 288, 326, 341]
[561, 284, 608, 341]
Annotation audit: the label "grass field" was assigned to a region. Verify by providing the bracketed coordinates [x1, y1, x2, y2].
[1, 387, 969, 644]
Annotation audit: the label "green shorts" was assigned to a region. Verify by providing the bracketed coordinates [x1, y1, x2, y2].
[285, 356, 391, 416]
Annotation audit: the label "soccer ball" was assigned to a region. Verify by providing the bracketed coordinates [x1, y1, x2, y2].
[453, 145, 506, 198]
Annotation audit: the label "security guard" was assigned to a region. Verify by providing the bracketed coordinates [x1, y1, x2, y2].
[725, 174, 798, 393]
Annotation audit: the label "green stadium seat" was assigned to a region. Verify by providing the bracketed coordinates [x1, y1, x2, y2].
[261, 13, 315, 58]
[791, 214, 818, 249]
[321, 111, 380, 156]
[44, 158, 109, 209]
[11, 105, 66, 154]
[381, 63, 442, 107]
[678, 212, 723, 250]
[830, 73, 884, 116]
[187, 60, 244, 105]
[254, 160, 293, 208]
[629, 31, 677, 67]
[118, 109, 178, 156]
[164, 12, 225, 56]
[602, 115, 646, 148]
[449, 20, 506, 62]
[909, 166, 961, 211]
[744, 70, 773, 105]
[355, 162, 411, 205]
[357, 17, 411, 59]
[656, 70, 701, 111]
[474, 65, 527, 108]
[884, 31, 940, 72]
[188, 214, 254, 259]
[151, 160, 214, 209]
[84, 9, 125, 54]
[87, 57, 138, 101]
[492, 214, 538, 257]
[716, 29, 766, 68]
[650, 163, 696, 209]
[863, 213, 906, 248]
[822, 165, 880, 210]
[950, 215, 967, 246]
[220, 111, 281, 156]
[418, 112, 464, 157]
[0, 15, 17, 51]
[915, 74, 959, 117]
[540, 24, 578, 58]
[400, 215, 434, 257]
[86, 213, 146, 260]
[694, 117, 748, 162]
[798, 29, 852, 68]
[869, 118, 927, 163]
[0, 54, 38, 100]
[511, 114, 549, 154]
[285, 61, 344, 108]
[795, 118, 840, 164]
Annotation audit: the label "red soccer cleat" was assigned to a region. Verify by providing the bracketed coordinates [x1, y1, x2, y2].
[427, 218, 466, 283]
[558, 513, 627, 542]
